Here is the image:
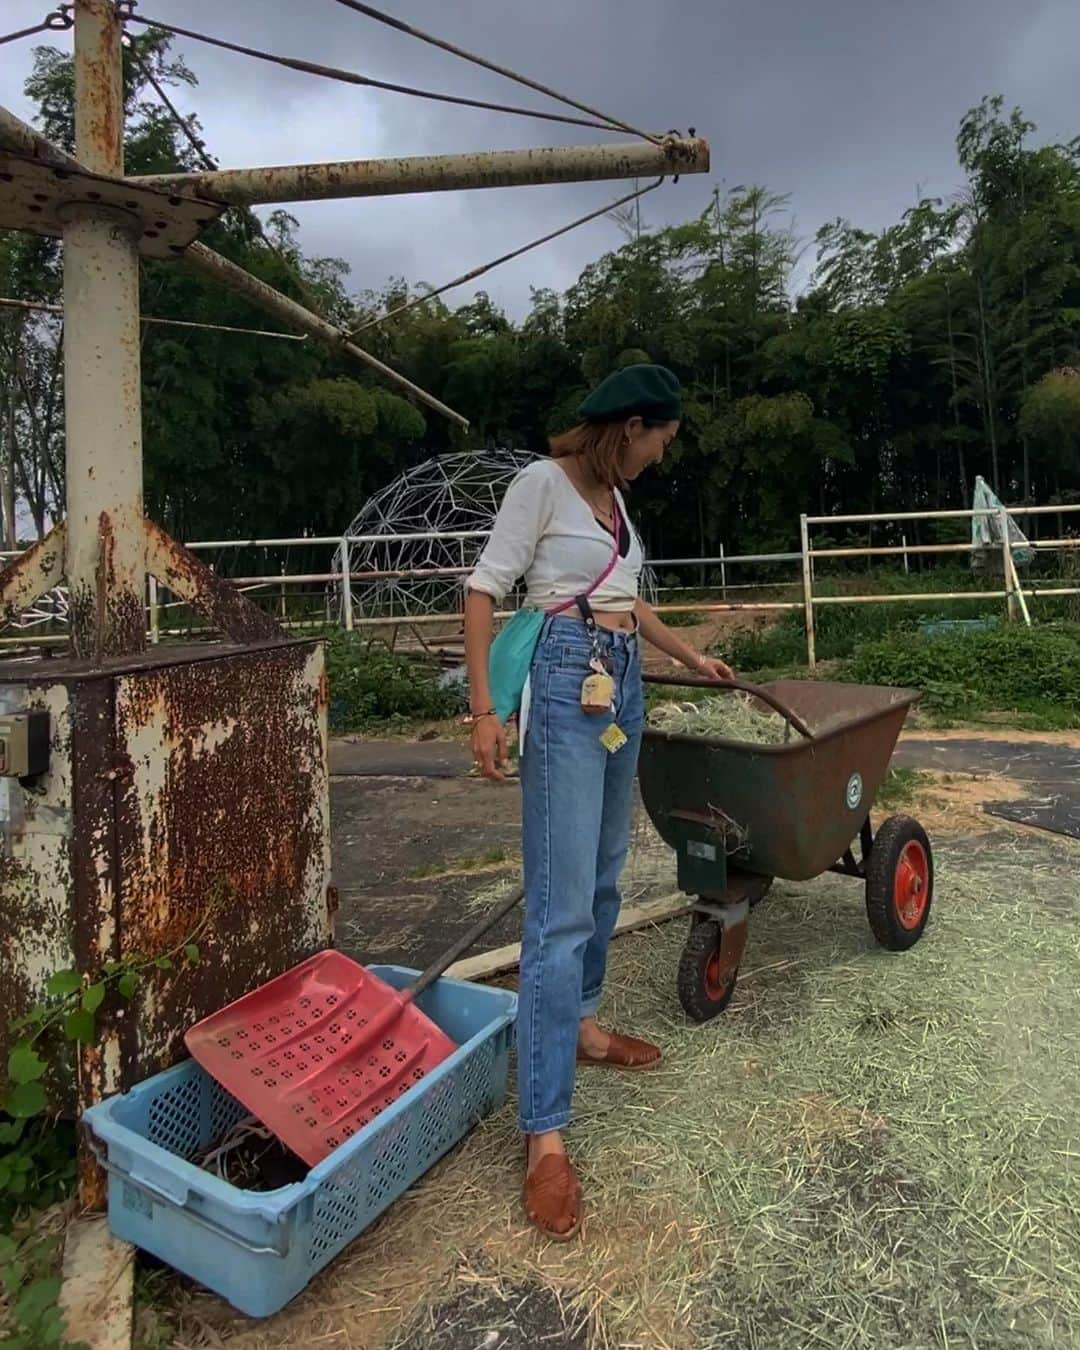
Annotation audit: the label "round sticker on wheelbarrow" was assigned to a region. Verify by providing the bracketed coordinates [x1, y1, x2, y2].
[845, 772, 864, 811]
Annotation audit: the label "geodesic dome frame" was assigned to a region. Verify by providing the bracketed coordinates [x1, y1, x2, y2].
[331, 448, 656, 621]
[331, 449, 537, 620]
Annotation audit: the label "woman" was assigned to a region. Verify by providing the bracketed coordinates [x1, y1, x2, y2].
[464, 364, 732, 1240]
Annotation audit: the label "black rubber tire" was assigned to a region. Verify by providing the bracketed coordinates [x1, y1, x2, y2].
[677, 919, 738, 1022]
[865, 815, 934, 951]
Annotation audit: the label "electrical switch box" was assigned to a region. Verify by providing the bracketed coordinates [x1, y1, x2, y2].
[0, 709, 50, 777]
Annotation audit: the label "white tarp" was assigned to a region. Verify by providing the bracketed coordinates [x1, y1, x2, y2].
[971, 475, 1034, 568]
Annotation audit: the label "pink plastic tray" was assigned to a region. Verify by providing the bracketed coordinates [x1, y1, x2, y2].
[185, 951, 458, 1166]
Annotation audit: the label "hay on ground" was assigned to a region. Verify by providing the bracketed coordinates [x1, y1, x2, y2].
[165, 829, 1080, 1350]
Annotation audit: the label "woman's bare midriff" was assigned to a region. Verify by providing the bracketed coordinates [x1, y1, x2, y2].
[563, 609, 636, 633]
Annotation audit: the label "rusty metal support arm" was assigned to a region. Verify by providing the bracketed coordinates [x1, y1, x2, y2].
[0, 102, 82, 169]
[183, 244, 469, 429]
[143, 519, 281, 644]
[127, 137, 710, 205]
[0, 524, 66, 627]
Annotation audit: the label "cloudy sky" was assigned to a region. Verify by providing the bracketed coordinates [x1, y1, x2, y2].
[2, 0, 1078, 316]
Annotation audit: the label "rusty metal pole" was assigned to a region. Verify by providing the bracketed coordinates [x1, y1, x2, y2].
[64, 0, 146, 658]
[2, 397, 15, 550]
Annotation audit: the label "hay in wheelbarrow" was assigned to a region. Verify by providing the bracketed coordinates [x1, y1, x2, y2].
[647, 691, 791, 744]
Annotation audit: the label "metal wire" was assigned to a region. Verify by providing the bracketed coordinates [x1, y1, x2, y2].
[124, 37, 339, 321]
[124, 39, 217, 171]
[0, 9, 72, 47]
[329, 0, 664, 146]
[125, 12, 627, 135]
[350, 177, 663, 334]
[0, 295, 308, 340]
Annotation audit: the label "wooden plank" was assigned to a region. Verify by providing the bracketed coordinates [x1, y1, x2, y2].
[59, 1214, 134, 1350]
[446, 891, 691, 982]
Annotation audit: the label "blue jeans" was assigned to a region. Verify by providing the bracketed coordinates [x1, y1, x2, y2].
[517, 616, 644, 1134]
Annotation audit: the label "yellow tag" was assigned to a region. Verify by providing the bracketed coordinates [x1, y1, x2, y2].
[599, 722, 628, 754]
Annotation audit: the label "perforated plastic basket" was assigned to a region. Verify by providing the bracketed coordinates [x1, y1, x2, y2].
[83, 967, 516, 1318]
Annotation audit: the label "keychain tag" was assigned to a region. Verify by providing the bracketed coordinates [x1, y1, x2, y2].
[581, 671, 615, 714]
[599, 722, 628, 754]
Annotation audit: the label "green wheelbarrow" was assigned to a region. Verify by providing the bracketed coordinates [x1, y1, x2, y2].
[639, 676, 932, 1022]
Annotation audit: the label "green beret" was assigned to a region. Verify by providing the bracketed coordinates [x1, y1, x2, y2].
[577, 363, 682, 424]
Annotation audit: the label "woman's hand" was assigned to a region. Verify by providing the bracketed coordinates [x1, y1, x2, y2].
[471, 714, 509, 782]
[633, 600, 735, 684]
[691, 653, 735, 682]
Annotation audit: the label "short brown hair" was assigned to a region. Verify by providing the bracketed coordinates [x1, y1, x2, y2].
[549, 417, 671, 486]
[548, 421, 627, 487]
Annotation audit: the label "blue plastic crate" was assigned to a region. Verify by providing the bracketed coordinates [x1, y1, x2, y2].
[83, 966, 516, 1317]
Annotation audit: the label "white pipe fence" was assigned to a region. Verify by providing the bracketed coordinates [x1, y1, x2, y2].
[799, 502, 1080, 669]
[2, 501, 1079, 655]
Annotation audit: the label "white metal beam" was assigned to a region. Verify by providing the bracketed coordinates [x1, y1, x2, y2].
[0, 103, 468, 427]
[127, 136, 710, 206]
[184, 244, 469, 429]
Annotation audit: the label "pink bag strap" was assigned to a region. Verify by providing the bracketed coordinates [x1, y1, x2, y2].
[546, 490, 622, 616]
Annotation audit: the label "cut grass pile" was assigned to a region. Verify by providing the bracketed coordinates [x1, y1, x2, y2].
[648, 693, 791, 744]
[873, 765, 935, 812]
[176, 830, 1080, 1350]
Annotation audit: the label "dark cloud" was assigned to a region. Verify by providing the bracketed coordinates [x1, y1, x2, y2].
[3, 0, 1078, 314]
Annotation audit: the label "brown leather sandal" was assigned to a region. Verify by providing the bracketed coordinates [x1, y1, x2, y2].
[576, 1030, 662, 1070]
[523, 1143, 583, 1241]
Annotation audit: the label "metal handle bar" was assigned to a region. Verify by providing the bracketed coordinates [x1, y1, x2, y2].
[643, 674, 815, 742]
[410, 885, 524, 999]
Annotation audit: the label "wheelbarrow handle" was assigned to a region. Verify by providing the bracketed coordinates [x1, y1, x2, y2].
[642, 674, 815, 742]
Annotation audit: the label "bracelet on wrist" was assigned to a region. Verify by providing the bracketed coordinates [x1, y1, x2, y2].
[471, 709, 497, 721]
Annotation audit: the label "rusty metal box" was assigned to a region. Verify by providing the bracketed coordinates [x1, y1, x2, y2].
[0, 639, 333, 1110]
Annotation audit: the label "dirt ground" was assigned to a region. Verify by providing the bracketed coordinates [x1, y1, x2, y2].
[138, 726, 1080, 1349]
[640, 614, 768, 675]
[331, 774, 524, 971]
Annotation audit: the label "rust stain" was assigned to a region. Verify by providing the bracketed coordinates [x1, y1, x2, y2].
[111, 641, 331, 1085]
[77, 0, 124, 177]
[70, 673, 120, 1171]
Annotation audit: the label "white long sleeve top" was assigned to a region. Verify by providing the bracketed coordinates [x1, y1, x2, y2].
[467, 458, 642, 613]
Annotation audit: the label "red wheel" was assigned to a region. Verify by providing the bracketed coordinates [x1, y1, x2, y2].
[865, 816, 934, 951]
[677, 920, 738, 1022]
[894, 839, 930, 930]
